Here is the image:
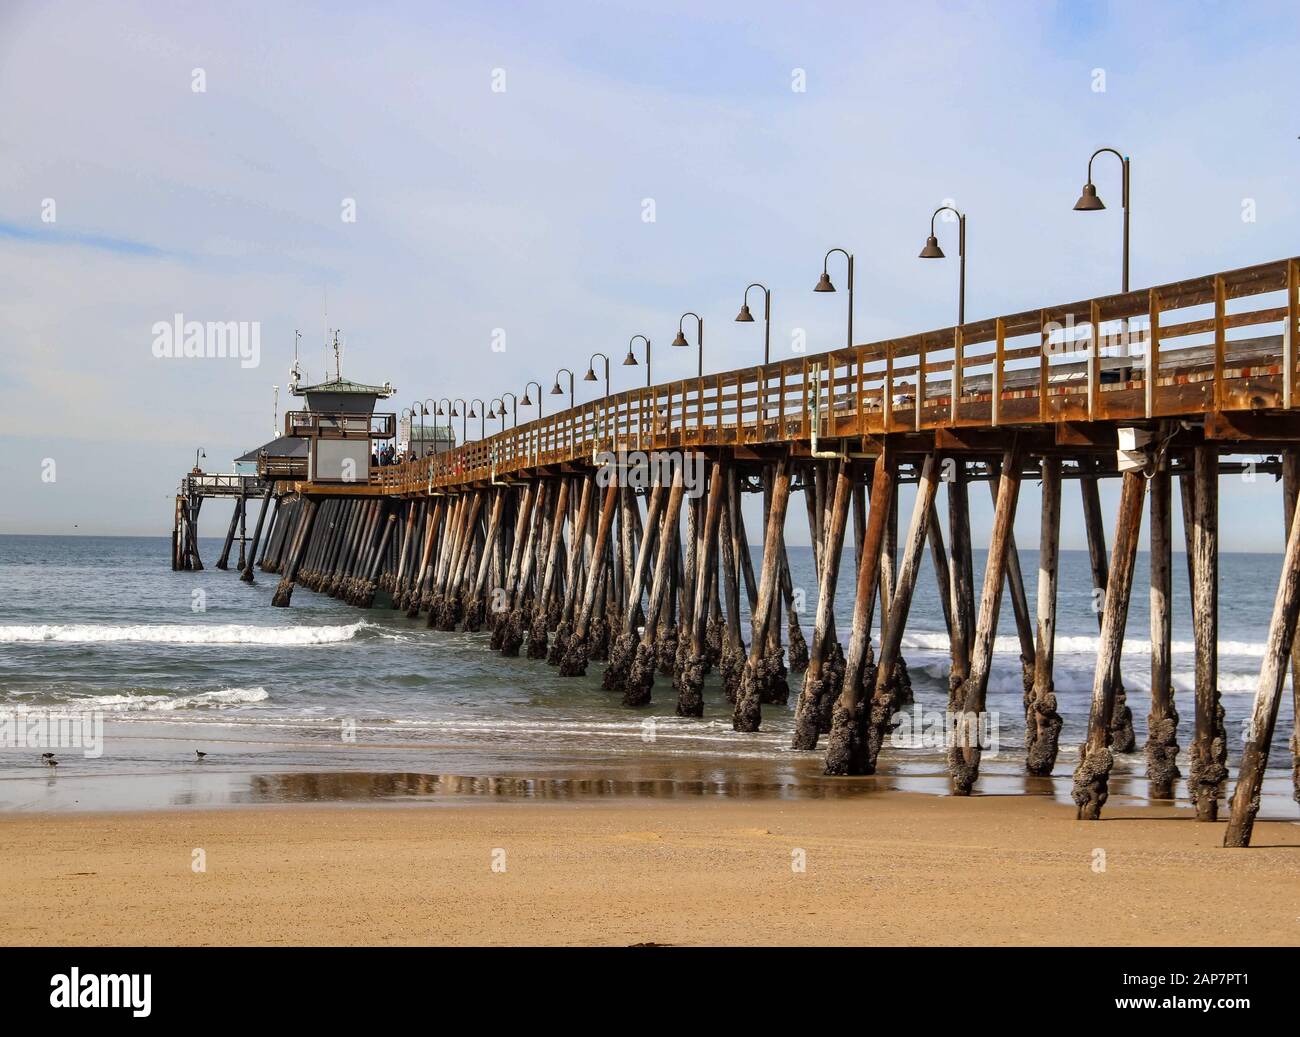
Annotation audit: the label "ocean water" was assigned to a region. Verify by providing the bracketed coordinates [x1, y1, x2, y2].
[0, 533, 1295, 813]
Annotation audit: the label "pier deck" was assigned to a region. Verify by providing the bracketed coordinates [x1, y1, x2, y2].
[176, 255, 1300, 846]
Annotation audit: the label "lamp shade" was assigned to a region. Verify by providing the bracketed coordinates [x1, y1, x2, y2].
[1074, 182, 1105, 211]
[734, 303, 754, 323]
[583, 367, 597, 381]
[919, 235, 945, 259]
[622, 351, 638, 366]
[671, 330, 689, 347]
[814, 272, 835, 293]
[550, 382, 563, 395]
[520, 392, 532, 406]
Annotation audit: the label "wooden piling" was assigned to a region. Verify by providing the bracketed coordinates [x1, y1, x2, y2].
[948, 443, 1024, 795]
[529, 478, 571, 659]
[1025, 456, 1062, 776]
[240, 484, 275, 584]
[1283, 449, 1300, 806]
[1145, 460, 1179, 797]
[864, 453, 939, 771]
[824, 449, 893, 772]
[1224, 455, 1300, 846]
[559, 474, 619, 676]
[1072, 469, 1145, 819]
[677, 460, 726, 717]
[946, 462, 976, 706]
[733, 455, 792, 732]
[1188, 445, 1228, 821]
[270, 498, 317, 608]
[605, 476, 664, 694]
[792, 458, 852, 750]
[1081, 460, 1136, 753]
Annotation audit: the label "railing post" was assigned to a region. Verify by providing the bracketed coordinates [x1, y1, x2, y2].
[1146, 288, 1160, 418]
[855, 350, 864, 431]
[994, 318, 1005, 426]
[1212, 275, 1226, 412]
[885, 343, 894, 431]
[801, 358, 810, 440]
[1286, 260, 1297, 408]
[951, 327, 962, 424]
[1089, 301, 1101, 420]
[916, 341, 925, 431]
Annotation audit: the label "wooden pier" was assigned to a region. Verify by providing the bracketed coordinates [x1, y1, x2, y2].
[178, 256, 1300, 846]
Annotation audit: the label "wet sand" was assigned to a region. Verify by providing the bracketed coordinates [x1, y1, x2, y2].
[2, 792, 1297, 946]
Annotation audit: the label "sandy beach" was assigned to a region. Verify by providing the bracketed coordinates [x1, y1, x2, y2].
[2, 792, 1296, 946]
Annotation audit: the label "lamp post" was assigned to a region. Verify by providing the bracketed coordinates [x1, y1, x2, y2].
[468, 399, 487, 440]
[489, 397, 507, 434]
[498, 391, 519, 428]
[521, 381, 543, 419]
[585, 352, 611, 442]
[585, 352, 611, 398]
[422, 398, 439, 457]
[814, 247, 854, 348]
[450, 398, 469, 445]
[623, 334, 651, 387]
[409, 400, 425, 454]
[551, 367, 575, 412]
[918, 206, 967, 326]
[734, 283, 771, 364]
[194, 447, 206, 471]
[736, 283, 772, 420]
[672, 313, 703, 377]
[1074, 147, 1131, 294]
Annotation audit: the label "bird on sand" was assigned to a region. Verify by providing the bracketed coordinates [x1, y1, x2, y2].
[43, 757, 58, 768]
[41, 752, 55, 759]
[195, 750, 207, 760]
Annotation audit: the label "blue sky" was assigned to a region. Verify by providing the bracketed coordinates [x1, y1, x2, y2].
[0, 0, 1297, 547]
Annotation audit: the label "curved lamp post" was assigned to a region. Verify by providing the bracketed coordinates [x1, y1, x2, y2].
[585, 352, 610, 398]
[1074, 146, 1131, 293]
[623, 334, 651, 387]
[585, 352, 611, 442]
[814, 247, 854, 349]
[551, 367, 575, 412]
[521, 381, 543, 420]
[489, 397, 507, 434]
[498, 390, 519, 428]
[736, 283, 772, 421]
[734, 283, 771, 364]
[450, 398, 469, 445]
[422, 398, 440, 457]
[671, 312, 703, 378]
[433, 398, 454, 448]
[194, 446, 206, 471]
[919, 206, 967, 326]
[408, 399, 425, 455]
[468, 399, 487, 441]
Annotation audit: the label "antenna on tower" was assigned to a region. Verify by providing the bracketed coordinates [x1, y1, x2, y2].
[289, 330, 302, 390]
[330, 329, 342, 382]
[272, 384, 279, 436]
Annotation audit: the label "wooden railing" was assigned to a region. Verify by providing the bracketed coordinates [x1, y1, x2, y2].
[371, 257, 1299, 495]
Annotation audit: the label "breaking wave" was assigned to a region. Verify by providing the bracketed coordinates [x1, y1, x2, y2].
[0, 622, 367, 646]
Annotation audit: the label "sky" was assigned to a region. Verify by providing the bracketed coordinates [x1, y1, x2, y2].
[0, 0, 1297, 549]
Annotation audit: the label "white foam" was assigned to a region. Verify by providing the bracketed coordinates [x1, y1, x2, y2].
[0, 622, 366, 646]
[13, 687, 271, 713]
[900, 629, 1269, 660]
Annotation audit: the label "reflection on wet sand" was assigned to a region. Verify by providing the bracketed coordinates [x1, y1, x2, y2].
[215, 763, 1296, 810]
[236, 768, 894, 804]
